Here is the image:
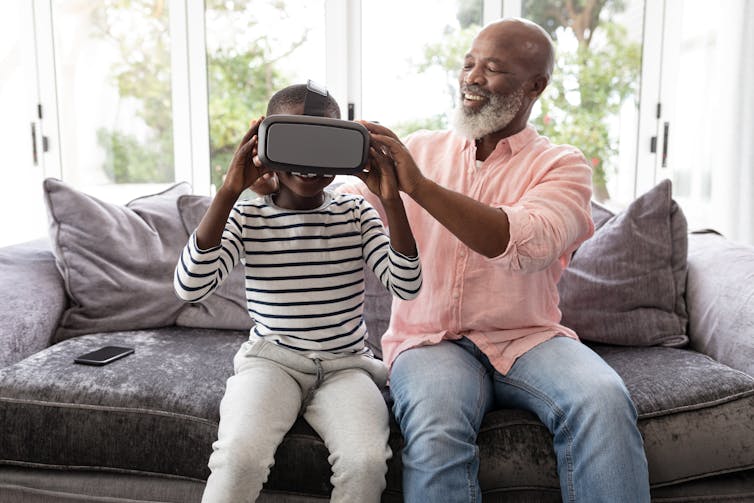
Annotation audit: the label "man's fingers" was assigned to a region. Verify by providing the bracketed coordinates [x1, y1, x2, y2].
[359, 120, 400, 141]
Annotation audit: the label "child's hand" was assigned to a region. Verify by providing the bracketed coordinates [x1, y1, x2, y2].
[250, 172, 279, 196]
[356, 142, 401, 202]
[221, 117, 270, 197]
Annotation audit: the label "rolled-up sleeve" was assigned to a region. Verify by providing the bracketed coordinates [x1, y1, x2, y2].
[493, 151, 594, 272]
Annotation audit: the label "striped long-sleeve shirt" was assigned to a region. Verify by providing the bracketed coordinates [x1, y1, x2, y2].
[174, 190, 422, 355]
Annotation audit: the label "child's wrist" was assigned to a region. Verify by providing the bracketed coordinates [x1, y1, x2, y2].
[216, 184, 243, 202]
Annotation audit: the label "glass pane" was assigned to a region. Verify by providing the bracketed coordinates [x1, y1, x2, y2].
[0, 2, 47, 246]
[362, 0, 484, 138]
[205, 0, 326, 193]
[522, 0, 645, 205]
[51, 0, 175, 202]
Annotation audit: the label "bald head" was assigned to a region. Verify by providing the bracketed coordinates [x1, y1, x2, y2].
[477, 18, 555, 82]
[454, 17, 555, 141]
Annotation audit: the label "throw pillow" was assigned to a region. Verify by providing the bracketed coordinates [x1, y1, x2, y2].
[43, 178, 191, 342]
[174, 195, 253, 331]
[558, 179, 689, 347]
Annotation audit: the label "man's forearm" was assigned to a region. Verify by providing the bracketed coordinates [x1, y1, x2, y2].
[410, 178, 510, 258]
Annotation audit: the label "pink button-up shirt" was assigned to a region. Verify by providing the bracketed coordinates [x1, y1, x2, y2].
[341, 125, 594, 374]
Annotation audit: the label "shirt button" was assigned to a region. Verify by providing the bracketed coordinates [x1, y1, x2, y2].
[459, 249, 466, 258]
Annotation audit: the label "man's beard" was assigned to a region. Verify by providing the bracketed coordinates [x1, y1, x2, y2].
[452, 86, 525, 140]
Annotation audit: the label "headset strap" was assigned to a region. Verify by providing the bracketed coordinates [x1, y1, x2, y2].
[303, 79, 328, 117]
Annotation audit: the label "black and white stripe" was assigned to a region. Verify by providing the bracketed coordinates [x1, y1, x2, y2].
[175, 191, 421, 354]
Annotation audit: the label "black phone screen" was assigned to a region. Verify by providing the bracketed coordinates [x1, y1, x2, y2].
[74, 346, 135, 366]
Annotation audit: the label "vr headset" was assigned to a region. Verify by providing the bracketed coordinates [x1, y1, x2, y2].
[258, 80, 370, 175]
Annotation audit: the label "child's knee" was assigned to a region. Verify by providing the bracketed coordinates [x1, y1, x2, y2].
[208, 437, 273, 477]
[333, 440, 391, 476]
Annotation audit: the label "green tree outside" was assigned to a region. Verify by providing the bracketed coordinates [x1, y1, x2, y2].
[92, 0, 640, 201]
[92, 0, 302, 190]
[407, 0, 641, 201]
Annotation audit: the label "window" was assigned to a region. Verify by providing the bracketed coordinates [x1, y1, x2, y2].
[521, 0, 645, 207]
[50, 0, 176, 202]
[361, 0, 484, 137]
[0, 1, 46, 247]
[3, 1, 752, 247]
[204, 0, 327, 193]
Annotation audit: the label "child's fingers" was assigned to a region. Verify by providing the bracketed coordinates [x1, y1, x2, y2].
[236, 117, 264, 152]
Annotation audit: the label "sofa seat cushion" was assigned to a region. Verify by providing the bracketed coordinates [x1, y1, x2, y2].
[0, 327, 348, 496]
[2, 331, 753, 497]
[0, 328, 243, 481]
[594, 345, 754, 486]
[470, 345, 754, 496]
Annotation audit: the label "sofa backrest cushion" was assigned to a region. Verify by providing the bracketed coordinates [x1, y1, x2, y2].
[686, 232, 754, 376]
[558, 179, 689, 347]
[174, 195, 254, 331]
[43, 178, 194, 341]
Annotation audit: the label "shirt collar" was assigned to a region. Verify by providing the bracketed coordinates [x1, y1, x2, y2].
[507, 124, 538, 156]
[456, 124, 538, 155]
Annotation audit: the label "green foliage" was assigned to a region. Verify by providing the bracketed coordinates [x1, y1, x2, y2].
[413, 0, 641, 200]
[391, 114, 449, 140]
[206, 47, 284, 189]
[532, 21, 640, 200]
[92, 0, 294, 190]
[92, 0, 173, 184]
[97, 128, 173, 183]
[455, 0, 483, 28]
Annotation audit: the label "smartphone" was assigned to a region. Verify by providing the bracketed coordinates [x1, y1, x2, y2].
[74, 346, 135, 366]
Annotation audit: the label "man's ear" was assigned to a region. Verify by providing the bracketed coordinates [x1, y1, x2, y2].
[527, 75, 549, 98]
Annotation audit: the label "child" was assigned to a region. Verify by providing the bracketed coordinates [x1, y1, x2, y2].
[174, 84, 422, 503]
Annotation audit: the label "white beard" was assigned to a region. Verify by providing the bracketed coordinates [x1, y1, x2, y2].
[452, 87, 525, 140]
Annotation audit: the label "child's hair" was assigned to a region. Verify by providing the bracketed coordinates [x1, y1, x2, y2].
[266, 84, 341, 119]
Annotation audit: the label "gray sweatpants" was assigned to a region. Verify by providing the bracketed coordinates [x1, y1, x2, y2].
[201, 337, 392, 503]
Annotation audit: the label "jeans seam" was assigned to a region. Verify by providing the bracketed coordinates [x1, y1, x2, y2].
[495, 374, 576, 503]
[466, 362, 489, 503]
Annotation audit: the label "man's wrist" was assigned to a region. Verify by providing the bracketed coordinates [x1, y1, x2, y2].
[381, 196, 406, 211]
[408, 176, 432, 201]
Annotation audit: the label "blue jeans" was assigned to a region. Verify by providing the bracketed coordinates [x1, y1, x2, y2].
[389, 336, 650, 502]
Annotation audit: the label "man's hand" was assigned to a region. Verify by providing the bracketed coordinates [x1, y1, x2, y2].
[358, 121, 426, 196]
[356, 143, 401, 202]
[221, 117, 270, 198]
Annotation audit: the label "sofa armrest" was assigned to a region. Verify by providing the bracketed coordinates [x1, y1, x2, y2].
[686, 232, 754, 377]
[0, 238, 67, 368]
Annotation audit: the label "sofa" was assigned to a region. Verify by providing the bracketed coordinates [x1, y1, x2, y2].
[1, 177, 753, 502]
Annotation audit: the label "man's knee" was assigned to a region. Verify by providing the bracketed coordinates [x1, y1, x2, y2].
[570, 371, 637, 424]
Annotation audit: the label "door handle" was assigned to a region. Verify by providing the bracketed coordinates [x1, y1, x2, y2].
[661, 121, 670, 167]
[30, 123, 38, 166]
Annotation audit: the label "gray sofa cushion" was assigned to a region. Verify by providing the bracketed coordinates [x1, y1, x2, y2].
[43, 179, 192, 342]
[2, 330, 753, 495]
[0, 239, 66, 368]
[593, 344, 754, 485]
[173, 194, 254, 331]
[558, 179, 689, 347]
[687, 232, 754, 376]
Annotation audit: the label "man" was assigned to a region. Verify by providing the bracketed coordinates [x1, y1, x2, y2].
[348, 17, 651, 502]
